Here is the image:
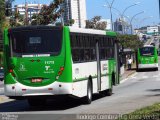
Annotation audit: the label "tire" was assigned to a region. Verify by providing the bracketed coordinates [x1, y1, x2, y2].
[103, 81, 113, 96]
[136, 68, 139, 72]
[104, 88, 112, 96]
[27, 98, 46, 106]
[83, 80, 92, 104]
[103, 74, 113, 96]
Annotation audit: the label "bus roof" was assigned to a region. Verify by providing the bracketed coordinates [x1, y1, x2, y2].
[9, 25, 61, 31]
[68, 26, 117, 37]
[143, 45, 155, 47]
[7, 25, 117, 37]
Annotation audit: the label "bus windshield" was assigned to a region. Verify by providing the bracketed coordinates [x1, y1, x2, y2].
[140, 47, 154, 56]
[9, 27, 62, 57]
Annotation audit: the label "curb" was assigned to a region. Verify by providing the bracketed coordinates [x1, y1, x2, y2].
[120, 71, 137, 84]
[0, 96, 5, 102]
[0, 96, 7, 103]
[0, 96, 13, 104]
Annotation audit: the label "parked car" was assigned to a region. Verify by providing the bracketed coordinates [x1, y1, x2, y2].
[0, 68, 4, 81]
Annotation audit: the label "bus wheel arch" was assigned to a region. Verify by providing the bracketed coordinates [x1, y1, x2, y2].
[104, 73, 114, 96]
[83, 76, 93, 104]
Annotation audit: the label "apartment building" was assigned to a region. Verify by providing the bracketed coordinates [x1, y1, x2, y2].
[62, 0, 87, 28]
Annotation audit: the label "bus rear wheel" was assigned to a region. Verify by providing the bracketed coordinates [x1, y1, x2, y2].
[103, 74, 113, 96]
[104, 88, 112, 96]
[27, 98, 46, 106]
[83, 80, 92, 104]
[155, 68, 158, 71]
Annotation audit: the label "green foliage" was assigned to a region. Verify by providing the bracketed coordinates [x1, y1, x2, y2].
[118, 34, 144, 50]
[31, 0, 64, 25]
[119, 103, 160, 120]
[5, 0, 14, 16]
[0, 0, 5, 30]
[10, 12, 24, 27]
[64, 19, 75, 26]
[0, 0, 14, 31]
[86, 16, 107, 30]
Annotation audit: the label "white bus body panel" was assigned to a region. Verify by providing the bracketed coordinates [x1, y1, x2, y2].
[72, 61, 110, 97]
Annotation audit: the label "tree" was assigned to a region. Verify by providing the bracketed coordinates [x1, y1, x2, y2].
[86, 16, 107, 30]
[5, 0, 14, 16]
[64, 19, 75, 26]
[31, 0, 64, 25]
[0, 0, 5, 29]
[10, 11, 24, 27]
[0, 0, 15, 31]
[118, 34, 144, 50]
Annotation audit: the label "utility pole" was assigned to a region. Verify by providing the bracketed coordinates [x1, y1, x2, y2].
[105, 0, 115, 31]
[130, 11, 145, 34]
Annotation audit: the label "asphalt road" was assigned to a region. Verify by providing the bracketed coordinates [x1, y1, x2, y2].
[0, 65, 160, 120]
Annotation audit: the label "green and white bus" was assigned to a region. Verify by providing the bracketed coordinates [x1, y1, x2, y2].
[3, 26, 120, 105]
[136, 45, 158, 71]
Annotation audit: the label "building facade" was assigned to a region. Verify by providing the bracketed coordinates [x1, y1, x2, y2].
[147, 26, 159, 35]
[62, 0, 87, 28]
[15, 4, 43, 19]
[114, 19, 123, 33]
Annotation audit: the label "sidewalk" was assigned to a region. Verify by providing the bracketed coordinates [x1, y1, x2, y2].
[0, 80, 4, 88]
[120, 63, 137, 81]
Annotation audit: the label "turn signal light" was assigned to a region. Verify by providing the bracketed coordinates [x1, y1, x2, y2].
[60, 67, 64, 71]
[9, 69, 16, 77]
[58, 71, 62, 75]
[9, 69, 13, 73]
[56, 66, 64, 80]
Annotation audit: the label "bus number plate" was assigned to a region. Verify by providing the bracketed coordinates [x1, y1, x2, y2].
[31, 78, 42, 83]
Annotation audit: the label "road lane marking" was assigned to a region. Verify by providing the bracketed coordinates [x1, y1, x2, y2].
[142, 76, 148, 79]
[153, 75, 159, 78]
[155, 79, 160, 81]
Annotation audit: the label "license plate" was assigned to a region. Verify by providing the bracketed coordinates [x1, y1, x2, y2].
[31, 78, 42, 83]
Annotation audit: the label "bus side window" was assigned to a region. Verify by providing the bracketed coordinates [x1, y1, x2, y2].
[70, 33, 81, 63]
[100, 49, 105, 60]
[91, 49, 96, 60]
[72, 49, 80, 62]
[84, 49, 90, 61]
[80, 49, 84, 62]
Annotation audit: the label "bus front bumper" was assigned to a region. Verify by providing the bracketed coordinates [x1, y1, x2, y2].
[138, 63, 158, 69]
[4, 82, 73, 97]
